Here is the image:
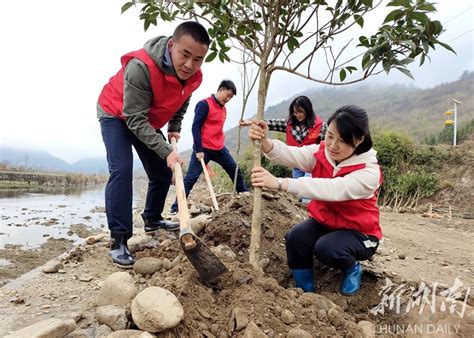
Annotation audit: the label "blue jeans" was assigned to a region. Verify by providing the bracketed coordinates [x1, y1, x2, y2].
[171, 147, 248, 212]
[285, 218, 378, 271]
[100, 118, 172, 235]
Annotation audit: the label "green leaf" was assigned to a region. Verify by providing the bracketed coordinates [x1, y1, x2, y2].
[436, 40, 456, 54]
[362, 53, 371, 69]
[418, 4, 436, 12]
[410, 12, 428, 24]
[384, 9, 404, 23]
[354, 15, 364, 28]
[419, 53, 426, 66]
[144, 20, 151, 32]
[359, 36, 369, 47]
[387, 0, 411, 8]
[346, 66, 357, 73]
[361, 0, 373, 7]
[395, 67, 414, 79]
[339, 68, 347, 82]
[399, 57, 414, 65]
[382, 59, 391, 74]
[121, 2, 134, 14]
[205, 51, 217, 62]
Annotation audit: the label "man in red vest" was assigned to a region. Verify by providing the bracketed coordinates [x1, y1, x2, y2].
[97, 22, 210, 268]
[170, 80, 248, 214]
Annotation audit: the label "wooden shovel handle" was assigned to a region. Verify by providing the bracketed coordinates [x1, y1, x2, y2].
[199, 158, 219, 211]
[170, 138, 197, 250]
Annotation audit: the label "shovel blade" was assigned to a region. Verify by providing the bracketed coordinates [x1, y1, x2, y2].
[181, 236, 228, 282]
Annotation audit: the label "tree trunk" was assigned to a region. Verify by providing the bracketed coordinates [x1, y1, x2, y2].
[249, 66, 270, 271]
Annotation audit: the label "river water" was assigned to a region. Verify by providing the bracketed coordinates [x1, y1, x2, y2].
[0, 185, 136, 250]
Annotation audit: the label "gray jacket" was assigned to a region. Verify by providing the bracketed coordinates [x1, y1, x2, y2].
[97, 36, 191, 159]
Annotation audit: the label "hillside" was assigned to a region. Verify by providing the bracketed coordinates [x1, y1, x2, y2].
[221, 71, 474, 157]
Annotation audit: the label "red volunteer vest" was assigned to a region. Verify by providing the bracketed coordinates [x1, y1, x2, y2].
[286, 116, 324, 147]
[200, 96, 226, 150]
[307, 143, 383, 239]
[98, 49, 202, 130]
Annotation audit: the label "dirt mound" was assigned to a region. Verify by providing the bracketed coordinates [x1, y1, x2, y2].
[133, 191, 397, 336]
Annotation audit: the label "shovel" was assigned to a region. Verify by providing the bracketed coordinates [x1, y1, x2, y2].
[199, 158, 219, 211]
[170, 137, 227, 282]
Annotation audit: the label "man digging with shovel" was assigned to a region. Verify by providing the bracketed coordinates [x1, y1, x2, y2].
[97, 22, 210, 268]
[170, 79, 248, 215]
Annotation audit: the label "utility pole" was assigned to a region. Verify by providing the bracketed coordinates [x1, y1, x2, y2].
[452, 99, 461, 146]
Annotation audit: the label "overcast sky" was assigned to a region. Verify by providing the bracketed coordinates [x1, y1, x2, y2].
[0, 0, 472, 163]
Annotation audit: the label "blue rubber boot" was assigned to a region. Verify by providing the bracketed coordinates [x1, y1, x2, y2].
[341, 262, 363, 295]
[291, 269, 315, 292]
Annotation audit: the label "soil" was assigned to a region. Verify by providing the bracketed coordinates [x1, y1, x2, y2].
[0, 181, 473, 337]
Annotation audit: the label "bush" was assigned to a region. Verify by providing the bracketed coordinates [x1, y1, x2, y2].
[373, 130, 441, 210]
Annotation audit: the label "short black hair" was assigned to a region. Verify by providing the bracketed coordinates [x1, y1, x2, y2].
[173, 21, 210, 46]
[326, 105, 373, 154]
[218, 79, 237, 96]
[288, 96, 316, 127]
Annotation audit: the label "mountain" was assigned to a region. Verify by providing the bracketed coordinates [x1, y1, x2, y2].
[0, 147, 71, 172]
[70, 158, 109, 174]
[0, 148, 146, 175]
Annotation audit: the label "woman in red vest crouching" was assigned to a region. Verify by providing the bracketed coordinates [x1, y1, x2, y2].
[248, 105, 382, 295]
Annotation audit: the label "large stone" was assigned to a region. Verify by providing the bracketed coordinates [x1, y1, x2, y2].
[107, 330, 157, 338]
[131, 287, 184, 333]
[133, 257, 162, 276]
[287, 328, 312, 338]
[42, 260, 63, 273]
[5, 318, 76, 338]
[97, 272, 138, 307]
[96, 305, 129, 331]
[242, 321, 267, 338]
[357, 320, 375, 337]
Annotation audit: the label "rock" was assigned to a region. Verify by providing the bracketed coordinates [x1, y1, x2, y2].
[133, 257, 162, 276]
[96, 305, 129, 331]
[230, 307, 249, 331]
[281, 309, 295, 324]
[171, 254, 182, 268]
[131, 287, 184, 333]
[42, 260, 63, 273]
[107, 330, 157, 338]
[190, 214, 211, 234]
[128, 235, 152, 253]
[5, 318, 76, 338]
[357, 320, 375, 337]
[79, 275, 93, 282]
[212, 244, 237, 260]
[287, 328, 312, 338]
[85, 233, 107, 245]
[97, 272, 138, 307]
[196, 307, 212, 320]
[398, 254, 406, 260]
[162, 258, 172, 271]
[95, 324, 113, 337]
[242, 321, 267, 338]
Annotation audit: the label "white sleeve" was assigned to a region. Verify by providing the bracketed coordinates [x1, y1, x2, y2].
[265, 139, 317, 173]
[286, 162, 381, 201]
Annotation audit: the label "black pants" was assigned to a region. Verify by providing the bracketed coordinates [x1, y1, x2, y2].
[171, 147, 248, 211]
[285, 218, 378, 271]
[100, 118, 172, 235]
